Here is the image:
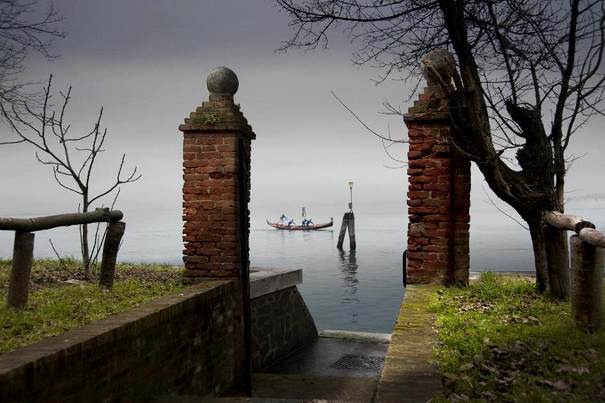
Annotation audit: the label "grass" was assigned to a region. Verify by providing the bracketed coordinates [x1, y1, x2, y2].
[428, 272, 605, 402]
[0, 259, 185, 354]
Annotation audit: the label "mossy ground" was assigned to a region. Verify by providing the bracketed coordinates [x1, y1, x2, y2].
[0, 259, 185, 354]
[429, 273, 605, 402]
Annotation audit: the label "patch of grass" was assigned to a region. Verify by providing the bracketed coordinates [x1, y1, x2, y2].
[429, 272, 605, 402]
[0, 259, 185, 354]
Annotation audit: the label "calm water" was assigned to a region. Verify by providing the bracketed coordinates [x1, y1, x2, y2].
[251, 224, 405, 333]
[1, 207, 602, 333]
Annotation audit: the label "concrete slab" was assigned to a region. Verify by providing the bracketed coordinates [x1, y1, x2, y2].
[253, 373, 376, 402]
[250, 267, 302, 299]
[318, 330, 391, 343]
[266, 336, 388, 379]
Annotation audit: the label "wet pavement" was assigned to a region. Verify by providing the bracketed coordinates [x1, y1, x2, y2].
[265, 335, 389, 379]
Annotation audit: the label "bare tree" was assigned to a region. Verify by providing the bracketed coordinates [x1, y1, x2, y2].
[0, 75, 141, 279]
[276, 0, 605, 296]
[0, 0, 64, 126]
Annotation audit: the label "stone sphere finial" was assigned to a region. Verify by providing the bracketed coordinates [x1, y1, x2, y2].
[207, 67, 239, 96]
[421, 49, 456, 85]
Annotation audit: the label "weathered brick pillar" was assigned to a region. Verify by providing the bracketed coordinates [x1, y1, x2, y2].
[179, 67, 255, 281]
[404, 50, 471, 285]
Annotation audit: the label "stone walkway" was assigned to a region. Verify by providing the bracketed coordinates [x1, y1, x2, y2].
[374, 285, 442, 403]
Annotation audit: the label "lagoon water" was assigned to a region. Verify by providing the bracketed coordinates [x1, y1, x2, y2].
[251, 221, 406, 333]
[1, 206, 602, 333]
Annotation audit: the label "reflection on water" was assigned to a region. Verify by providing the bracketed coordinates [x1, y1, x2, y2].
[339, 249, 359, 300]
[251, 226, 405, 332]
[339, 249, 359, 324]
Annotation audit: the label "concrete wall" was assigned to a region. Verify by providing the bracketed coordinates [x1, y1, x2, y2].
[250, 267, 318, 370]
[251, 285, 317, 370]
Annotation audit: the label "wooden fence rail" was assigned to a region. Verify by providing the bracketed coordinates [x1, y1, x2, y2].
[0, 209, 123, 232]
[544, 212, 605, 248]
[1, 208, 125, 310]
[544, 211, 604, 332]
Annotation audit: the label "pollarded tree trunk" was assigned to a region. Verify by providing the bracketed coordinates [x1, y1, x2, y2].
[548, 153, 570, 300]
[544, 225, 570, 299]
[528, 217, 549, 293]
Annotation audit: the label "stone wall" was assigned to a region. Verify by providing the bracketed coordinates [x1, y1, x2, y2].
[0, 280, 244, 402]
[251, 285, 318, 370]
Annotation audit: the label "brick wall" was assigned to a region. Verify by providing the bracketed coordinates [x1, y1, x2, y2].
[179, 93, 255, 281]
[404, 84, 471, 284]
[0, 275, 320, 401]
[0, 280, 244, 402]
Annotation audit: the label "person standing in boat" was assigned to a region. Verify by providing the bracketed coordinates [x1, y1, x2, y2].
[279, 214, 288, 224]
[301, 218, 313, 227]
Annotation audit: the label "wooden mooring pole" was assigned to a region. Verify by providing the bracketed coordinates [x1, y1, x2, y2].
[337, 181, 357, 250]
[337, 213, 348, 249]
[7, 231, 35, 310]
[337, 212, 356, 250]
[347, 212, 356, 250]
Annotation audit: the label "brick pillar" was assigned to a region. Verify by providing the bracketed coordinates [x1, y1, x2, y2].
[179, 67, 255, 282]
[404, 50, 470, 285]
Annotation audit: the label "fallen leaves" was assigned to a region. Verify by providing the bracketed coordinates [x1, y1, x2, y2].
[556, 366, 590, 375]
[432, 274, 605, 402]
[502, 314, 541, 325]
[458, 300, 495, 313]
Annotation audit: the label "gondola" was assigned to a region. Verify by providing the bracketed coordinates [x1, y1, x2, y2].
[266, 218, 333, 231]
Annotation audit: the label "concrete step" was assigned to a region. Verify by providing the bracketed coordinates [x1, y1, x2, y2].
[252, 373, 376, 402]
[159, 396, 350, 403]
[201, 398, 350, 403]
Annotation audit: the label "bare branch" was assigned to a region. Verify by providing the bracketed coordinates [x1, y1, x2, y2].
[330, 90, 408, 143]
[482, 185, 529, 230]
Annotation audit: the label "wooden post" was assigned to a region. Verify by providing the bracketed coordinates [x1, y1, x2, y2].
[99, 221, 126, 289]
[337, 213, 349, 249]
[348, 212, 356, 250]
[570, 234, 604, 332]
[544, 225, 570, 299]
[7, 231, 35, 310]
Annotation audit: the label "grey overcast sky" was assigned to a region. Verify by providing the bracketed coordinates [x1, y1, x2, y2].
[0, 0, 603, 260]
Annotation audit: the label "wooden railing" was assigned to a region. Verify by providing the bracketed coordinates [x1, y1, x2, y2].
[544, 211, 604, 332]
[544, 212, 605, 247]
[0, 208, 125, 309]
